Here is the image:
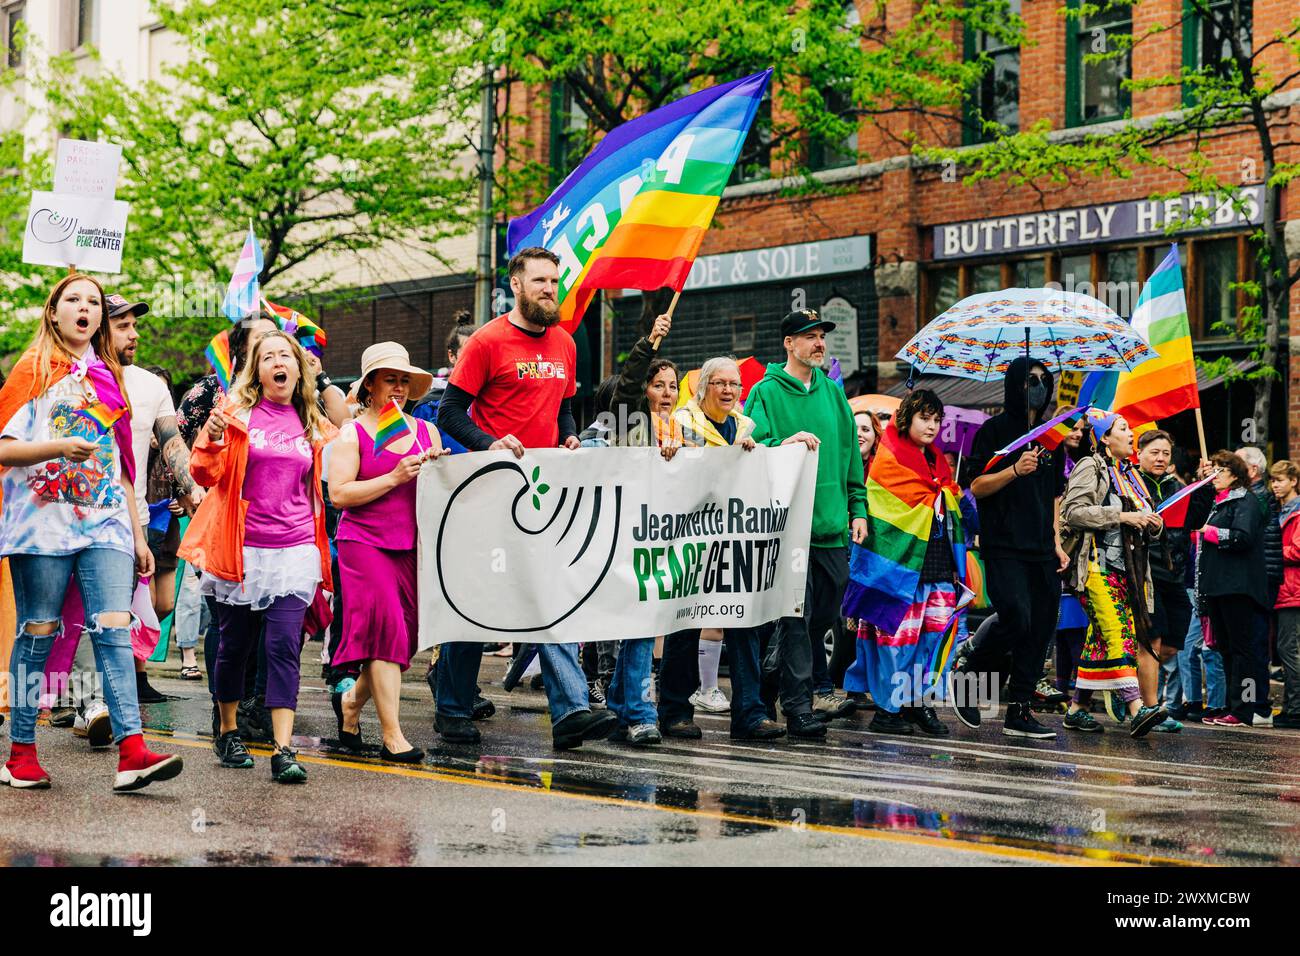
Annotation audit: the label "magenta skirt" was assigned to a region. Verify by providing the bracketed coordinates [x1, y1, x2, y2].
[332, 540, 418, 670]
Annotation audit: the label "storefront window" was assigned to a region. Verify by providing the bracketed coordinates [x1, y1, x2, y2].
[1013, 258, 1042, 287]
[1059, 253, 1092, 291]
[928, 267, 960, 317]
[1105, 249, 1138, 316]
[1067, 0, 1131, 126]
[1198, 237, 1238, 336]
[971, 264, 1001, 295]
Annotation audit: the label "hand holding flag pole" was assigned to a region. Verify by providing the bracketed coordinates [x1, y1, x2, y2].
[650, 295, 679, 350]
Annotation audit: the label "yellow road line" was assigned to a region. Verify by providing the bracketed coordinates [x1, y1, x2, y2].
[148, 731, 1202, 867]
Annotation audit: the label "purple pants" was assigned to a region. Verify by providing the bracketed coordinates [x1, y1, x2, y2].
[215, 596, 308, 710]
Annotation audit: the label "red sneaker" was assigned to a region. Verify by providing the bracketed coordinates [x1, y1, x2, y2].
[1210, 714, 1247, 727]
[1, 743, 51, 789]
[114, 735, 184, 792]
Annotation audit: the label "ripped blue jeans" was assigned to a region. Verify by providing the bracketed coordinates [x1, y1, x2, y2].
[7, 547, 139, 745]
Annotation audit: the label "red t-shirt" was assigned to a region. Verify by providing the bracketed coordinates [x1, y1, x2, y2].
[449, 314, 577, 450]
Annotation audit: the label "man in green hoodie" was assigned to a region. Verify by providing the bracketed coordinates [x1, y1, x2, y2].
[746, 309, 868, 738]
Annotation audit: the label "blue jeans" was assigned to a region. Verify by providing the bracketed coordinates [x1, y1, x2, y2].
[1180, 590, 1226, 709]
[7, 548, 139, 745]
[724, 627, 768, 735]
[606, 637, 656, 727]
[438, 641, 590, 724]
[1160, 654, 1183, 708]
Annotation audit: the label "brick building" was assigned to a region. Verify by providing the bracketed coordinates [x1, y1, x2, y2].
[472, 0, 1300, 456]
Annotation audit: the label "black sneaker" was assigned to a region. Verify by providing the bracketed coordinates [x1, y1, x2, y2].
[236, 697, 274, 743]
[552, 709, 618, 750]
[947, 667, 982, 729]
[434, 713, 482, 744]
[903, 705, 949, 737]
[1129, 704, 1168, 739]
[1063, 709, 1104, 732]
[271, 746, 307, 784]
[48, 706, 76, 728]
[1002, 702, 1057, 739]
[730, 719, 787, 740]
[214, 731, 254, 769]
[868, 710, 915, 736]
[587, 680, 608, 710]
[786, 712, 828, 739]
[471, 695, 496, 721]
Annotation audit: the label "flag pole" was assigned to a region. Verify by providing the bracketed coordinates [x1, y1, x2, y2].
[1194, 406, 1208, 462]
[650, 288, 682, 351]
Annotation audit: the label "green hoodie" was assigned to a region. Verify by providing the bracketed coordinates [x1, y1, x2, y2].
[745, 363, 867, 549]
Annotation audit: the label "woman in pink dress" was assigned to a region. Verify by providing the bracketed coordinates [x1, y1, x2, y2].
[328, 343, 446, 761]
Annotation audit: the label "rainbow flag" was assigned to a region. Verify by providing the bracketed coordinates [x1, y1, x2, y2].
[507, 70, 772, 333]
[982, 405, 1090, 473]
[925, 583, 977, 683]
[206, 328, 233, 391]
[263, 297, 327, 355]
[1078, 245, 1197, 429]
[221, 225, 264, 322]
[373, 400, 412, 458]
[1156, 473, 1215, 528]
[74, 401, 125, 434]
[843, 422, 967, 635]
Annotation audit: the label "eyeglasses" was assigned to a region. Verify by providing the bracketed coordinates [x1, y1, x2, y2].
[709, 381, 742, 390]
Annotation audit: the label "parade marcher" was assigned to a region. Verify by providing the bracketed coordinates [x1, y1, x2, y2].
[844, 389, 969, 737]
[843, 409, 881, 708]
[746, 309, 867, 737]
[1052, 413, 1090, 701]
[655, 357, 783, 741]
[328, 343, 444, 762]
[1270, 459, 1300, 729]
[1196, 451, 1270, 727]
[1136, 429, 1214, 733]
[0, 273, 183, 791]
[1236, 444, 1280, 725]
[180, 329, 337, 781]
[956, 357, 1066, 739]
[1059, 410, 1169, 738]
[435, 246, 617, 750]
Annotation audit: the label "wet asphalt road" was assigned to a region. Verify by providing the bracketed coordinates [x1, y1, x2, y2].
[2, 651, 1300, 867]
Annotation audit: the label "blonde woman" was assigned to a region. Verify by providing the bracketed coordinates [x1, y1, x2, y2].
[180, 330, 337, 783]
[0, 273, 182, 791]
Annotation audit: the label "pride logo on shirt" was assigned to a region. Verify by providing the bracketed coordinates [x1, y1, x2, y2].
[514, 359, 567, 381]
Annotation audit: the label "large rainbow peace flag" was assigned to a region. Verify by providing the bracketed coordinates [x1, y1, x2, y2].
[843, 423, 967, 636]
[507, 70, 772, 333]
[1079, 244, 1197, 427]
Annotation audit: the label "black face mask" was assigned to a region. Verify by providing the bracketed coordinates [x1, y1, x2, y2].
[1026, 381, 1049, 411]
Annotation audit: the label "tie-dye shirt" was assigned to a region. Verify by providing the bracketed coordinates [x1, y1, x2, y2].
[0, 373, 134, 557]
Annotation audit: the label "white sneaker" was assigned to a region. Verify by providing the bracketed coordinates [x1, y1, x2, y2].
[690, 686, 730, 713]
[73, 705, 112, 748]
[1253, 712, 1274, 728]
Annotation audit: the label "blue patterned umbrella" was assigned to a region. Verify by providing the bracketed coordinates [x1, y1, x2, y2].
[898, 287, 1155, 383]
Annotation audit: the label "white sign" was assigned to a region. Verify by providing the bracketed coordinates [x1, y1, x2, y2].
[417, 445, 816, 644]
[54, 138, 122, 199]
[821, 295, 860, 378]
[23, 191, 129, 273]
[624, 235, 872, 295]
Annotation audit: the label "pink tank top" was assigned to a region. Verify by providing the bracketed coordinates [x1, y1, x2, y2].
[335, 417, 430, 551]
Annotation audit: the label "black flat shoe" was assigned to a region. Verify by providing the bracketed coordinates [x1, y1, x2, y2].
[434, 714, 481, 744]
[787, 713, 828, 739]
[380, 745, 425, 763]
[338, 729, 365, 750]
[471, 695, 496, 721]
[552, 709, 617, 750]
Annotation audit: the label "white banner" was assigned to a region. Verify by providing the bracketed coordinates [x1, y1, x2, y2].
[54, 138, 122, 198]
[417, 444, 816, 645]
[23, 191, 129, 273]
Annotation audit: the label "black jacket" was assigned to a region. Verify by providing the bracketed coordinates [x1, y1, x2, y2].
[969, 356, 1066, 562]
[1197, 489, 1269, 610]
[1249, 478, 1284, 590]
[1140, 470, 1214, 584]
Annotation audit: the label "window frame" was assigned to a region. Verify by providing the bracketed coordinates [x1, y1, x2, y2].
[4, 1, 25, 71]
[1064, 0, 1132, 128]
[962, 16, 1021, 146]
[1181, 0, 1254, 107]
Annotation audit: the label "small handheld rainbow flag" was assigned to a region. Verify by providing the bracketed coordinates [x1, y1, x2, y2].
[982, 405, 1091, 474]
[262, 297, 327, 355]
[74, 401, 125, 434]
[373, 399, 419, 458]
[206, 329, 234, 391]
[1156, 473, 1216, 529]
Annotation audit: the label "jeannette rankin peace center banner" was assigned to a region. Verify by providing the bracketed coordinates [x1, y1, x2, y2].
[416, 445, 816, 645]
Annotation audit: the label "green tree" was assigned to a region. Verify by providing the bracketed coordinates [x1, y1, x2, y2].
[14, 0, 475, 378]
[933, 0, 1300, 447]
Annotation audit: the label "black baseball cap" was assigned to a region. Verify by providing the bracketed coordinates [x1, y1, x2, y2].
[106, 293, 149, 319]
[780, 308, 835, 338]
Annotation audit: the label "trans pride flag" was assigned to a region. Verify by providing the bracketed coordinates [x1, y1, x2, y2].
[507, 70, 771, 333]
[221, 225, 263, 322]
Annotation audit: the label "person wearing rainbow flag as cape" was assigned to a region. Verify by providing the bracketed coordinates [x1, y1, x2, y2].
[1059, 408, 1169, 738]
[842, 389, 970, 737]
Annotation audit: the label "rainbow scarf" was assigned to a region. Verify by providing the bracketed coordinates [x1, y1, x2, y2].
[843, 422, 966, 636]
[373, 400, 413, 457]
